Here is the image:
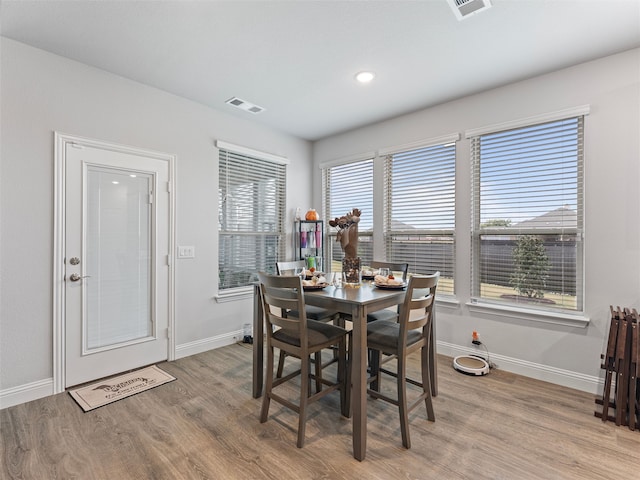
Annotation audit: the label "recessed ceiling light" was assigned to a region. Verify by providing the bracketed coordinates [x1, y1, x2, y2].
[355, 71, 375, 84]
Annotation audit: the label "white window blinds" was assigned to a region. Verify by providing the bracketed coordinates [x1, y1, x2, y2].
[218, 148, 286, 290]
[322, 158, 374, 269]
[384, 142, 456, 295]
[470, 116, 584, 312]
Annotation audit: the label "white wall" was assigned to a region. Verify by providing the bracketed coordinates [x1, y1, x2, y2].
[2, 37, 638, 408]
[313, 48, 640, 392]
[0, 38, 312, 407]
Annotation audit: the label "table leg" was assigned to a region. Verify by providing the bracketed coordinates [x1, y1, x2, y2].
[351, 304, 367, 461]
[252, 284, 264, 398]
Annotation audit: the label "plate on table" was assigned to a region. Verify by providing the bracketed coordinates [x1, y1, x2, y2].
[303, 283, 329, 290]
[374, 282, 406, 290]
[305, 272, 324, 279]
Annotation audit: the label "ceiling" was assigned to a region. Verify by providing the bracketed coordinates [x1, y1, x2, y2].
[1, 0, 639, 141]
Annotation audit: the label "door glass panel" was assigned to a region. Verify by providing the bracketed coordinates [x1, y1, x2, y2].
[85, 167, 153, 350]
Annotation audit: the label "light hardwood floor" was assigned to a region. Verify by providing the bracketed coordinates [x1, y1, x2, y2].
[2, 343, 639, 479]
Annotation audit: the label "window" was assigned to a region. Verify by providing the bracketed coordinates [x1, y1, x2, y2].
[470, 116, 584, 312]
[218, 144, 286, 291]
[383, 140, 456, 295]
[322, 158, 374, 270]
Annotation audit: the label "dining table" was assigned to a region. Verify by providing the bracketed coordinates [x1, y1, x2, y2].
[252, 280, 438, 461]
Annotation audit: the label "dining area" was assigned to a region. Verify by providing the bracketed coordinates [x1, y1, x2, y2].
[252, 258, 440, 461]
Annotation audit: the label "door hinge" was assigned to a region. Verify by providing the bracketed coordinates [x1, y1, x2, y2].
[148, 193, 153, 204]
[166, 254, 171, 266]
[166, 181, 171, 193]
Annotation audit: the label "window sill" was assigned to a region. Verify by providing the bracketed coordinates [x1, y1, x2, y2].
[466, 300, 589, 328]
[215, 286, 254, 303]
[436, 295, 461, 310]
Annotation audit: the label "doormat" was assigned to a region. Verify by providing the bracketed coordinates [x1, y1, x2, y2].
[68, 365, 176, 412]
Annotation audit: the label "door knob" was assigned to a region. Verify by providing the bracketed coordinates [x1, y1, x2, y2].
[69, 273, 91, 282]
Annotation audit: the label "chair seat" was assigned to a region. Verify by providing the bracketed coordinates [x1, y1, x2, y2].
[289, 305, 337, 322]
[274, 320, 347, 348]
[367, 319, 422, 351]
[366, 309, 398, 323]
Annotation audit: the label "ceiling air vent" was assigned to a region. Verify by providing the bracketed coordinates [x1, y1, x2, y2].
[447, 0, 492, 21]
[225, 97, 266, 114]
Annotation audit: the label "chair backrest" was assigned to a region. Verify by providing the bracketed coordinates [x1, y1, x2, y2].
[371, 261, 409, 282]
[276, 260, 306, 276]
[258, 271, 307, 340]
[398, 272, 439, 342]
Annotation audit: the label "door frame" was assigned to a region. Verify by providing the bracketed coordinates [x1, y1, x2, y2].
[53, 132, 176, 394]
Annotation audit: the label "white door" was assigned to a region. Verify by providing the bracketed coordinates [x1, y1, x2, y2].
[63, 142, 171, 387]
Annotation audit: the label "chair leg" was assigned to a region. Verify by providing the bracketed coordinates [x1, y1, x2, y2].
[333, 314, 346, 359]
[339, 337, 351, 417]
[369, 349, 382, 393]
[314, 352, 322, 393]
[421, 344, 435, 421]
[297, 354, 310, 448]
[397, 352, 411, 449]
[260, 346, 275, 423]
[276, 349, 286, 378]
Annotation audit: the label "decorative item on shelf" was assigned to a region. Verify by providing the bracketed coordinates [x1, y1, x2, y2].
[305, 208, 319, 221]
[329, 208, 361, 286]
[315, 223, 322, 250]
[305, 255, 322, 272]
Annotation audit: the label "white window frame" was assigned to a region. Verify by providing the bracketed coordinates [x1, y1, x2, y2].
[380, 134, 459, 297]
[467, 107, 589, 324]
[216, 141, 288, 300]
[321, 153, 375, 271]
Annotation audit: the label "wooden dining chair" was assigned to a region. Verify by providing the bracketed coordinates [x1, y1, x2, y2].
[258, 272, 350, 448]
[275, 260, 306, 276]
[366, 261, 409, 323]
[275, 261, 341, 388]
[366, 272, 439, 449]
[276, 261, 339, 325]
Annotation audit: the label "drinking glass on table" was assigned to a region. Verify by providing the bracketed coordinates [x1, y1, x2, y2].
[378, 267, 390, 278]
[294, 266, 305, 279]
[332, 272, 343, 288]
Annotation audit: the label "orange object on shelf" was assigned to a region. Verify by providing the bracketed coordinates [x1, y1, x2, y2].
[305, 209, 319, 221]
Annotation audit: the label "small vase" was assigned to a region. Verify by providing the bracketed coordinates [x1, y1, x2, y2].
[305, 209, 319, 221]
[342, 256, 361, 287]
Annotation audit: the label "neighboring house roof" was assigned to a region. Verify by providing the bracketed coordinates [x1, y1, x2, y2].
[515, 206, 577, 228]
[390, 219, 416, 230]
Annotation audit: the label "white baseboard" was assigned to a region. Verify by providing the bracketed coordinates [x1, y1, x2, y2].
[1, 335, 601, 410]
[1, 331, 241, 410]
[437, 341, 603, 394]
[174, 330, 241, 359]
[0, 378, 54, 410]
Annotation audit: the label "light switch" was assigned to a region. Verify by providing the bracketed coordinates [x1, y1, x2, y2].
[178, 246, 195, 258]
